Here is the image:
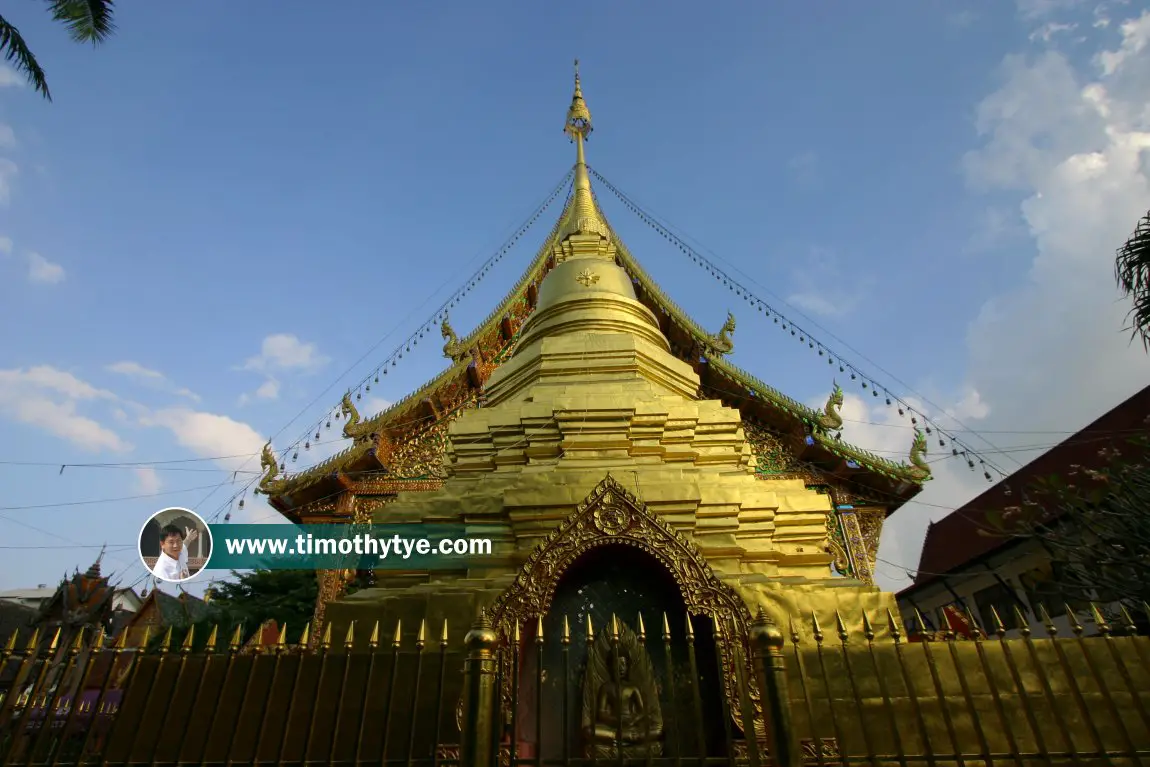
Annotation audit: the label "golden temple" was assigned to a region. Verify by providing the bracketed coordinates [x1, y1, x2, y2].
[255, 62, 933, 646]
[2, 62, 1147, 767]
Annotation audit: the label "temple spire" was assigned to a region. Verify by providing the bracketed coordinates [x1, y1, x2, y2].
[561, 59, 609, 242]
[85, 544, 107, 578]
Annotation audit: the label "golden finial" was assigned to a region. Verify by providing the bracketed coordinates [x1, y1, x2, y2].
[936, 608, 954, 640]
[562, 615, 570, 646]
[113, 628, 129, 651]
[636, 613, 646, 641]
[344, 621, 356, 651]
[368, 621, 379, 650]
[47, 627, 62, 652]
[834, 610, 848, 642]
[885, 610, 903, 643]
[684, 614, 695, 641]
[70, 628, 86, 653]
[321, 623, 333, 651]
[610, 614, 620, 640]
[811, 612, 824, 644]
[585, 614, 595, 643]
[392, 619, 402, 649]
[298, 623, 311, 649]
[160, 626, 173, 654]
[139, 626, 152, 650]
[440, 619, 449, 648]
[1119, 604, 1138, 635]
[1038, 604, 1057, 636]
[963, 607, 984, 640]
[513, 622, 521, 645]
[205, 625, 219, 652]
[911, 606, 929, 638]
[564, 58, 592, 140]
[1064, 605, 1083, 636]
[536, 615, 544, 645]
[559, 60, 610, 243]
[1089, 604, 1110, 636]
[182, 626, 196, 653]
[275, 623, 287, 652]
[3, 631, 17, 653]
[93, 625, 107, 650]
[1012, 605, 1031, 638]
[661, 613, 671, 641]
[229, 624, 243, 651]
[861, 612, 875, 642]
[417, 619, 427, 649]
[988, 606, 1007, 638]
[789, 618, 800, 645]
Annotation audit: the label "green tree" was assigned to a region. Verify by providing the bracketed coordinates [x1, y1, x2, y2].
[1116, 210, 1150, 350]
[983, 433, 1150, 620]
[1, 0, 116, 101]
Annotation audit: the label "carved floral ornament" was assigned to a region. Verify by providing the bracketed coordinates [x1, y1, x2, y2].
[486, 474, 765, 738]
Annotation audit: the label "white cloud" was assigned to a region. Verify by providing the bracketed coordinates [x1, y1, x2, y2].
[0, 66, 20, 88]
[107, 361, 165, 381]
[173, 387, 201, 402]
[0, 124, 15, 151]
[786, 247, 873, 317]
[240, 334, 327, 404]
[105, 361, 201, 402]
[255, 379, 280, 400]
[0, 366, 129, 452]
[1030, 21, 1078, 42]
[139, 407, 265, 474]
[0, 159, 17, 205]
[134, 467, 163, 494]
[1096, 10, 1150, 74]
[27, 252, 65, 284]
[243, 334, 328, 373]
[879, 5, 1150, 589]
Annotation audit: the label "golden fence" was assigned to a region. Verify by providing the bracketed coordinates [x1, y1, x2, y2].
[0, 604, 1147, 767]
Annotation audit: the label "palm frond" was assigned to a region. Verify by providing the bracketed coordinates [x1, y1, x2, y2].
[0, 14, 51, 100]
[1115, 209, 1150, 351]
[46, 0, 116, 44]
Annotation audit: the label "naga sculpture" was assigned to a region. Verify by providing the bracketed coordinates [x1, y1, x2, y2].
[907, 428, 932, 481]
[258, 440, 279, 493]
[441, 316, 465, 361]
[816, 382, 845, 432]
[708, 312, 736, 355]
[340, 391, 361, 439]
[582, 618, 663, 759]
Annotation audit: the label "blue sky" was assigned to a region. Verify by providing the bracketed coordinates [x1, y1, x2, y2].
[1, 1, 1148, 596]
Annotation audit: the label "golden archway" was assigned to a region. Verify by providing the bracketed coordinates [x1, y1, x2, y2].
[486, 474, 764, 740]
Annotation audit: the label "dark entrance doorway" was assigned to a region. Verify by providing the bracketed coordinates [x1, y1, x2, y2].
[519, 545, 727, 762]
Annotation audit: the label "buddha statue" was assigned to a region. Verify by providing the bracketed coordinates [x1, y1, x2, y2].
[581, 622, 663, 758]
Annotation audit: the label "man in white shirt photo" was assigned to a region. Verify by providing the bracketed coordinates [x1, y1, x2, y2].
[152, 524, 192, 581]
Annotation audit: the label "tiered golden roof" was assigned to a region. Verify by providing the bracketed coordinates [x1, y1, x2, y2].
[258, 63, 928, 519]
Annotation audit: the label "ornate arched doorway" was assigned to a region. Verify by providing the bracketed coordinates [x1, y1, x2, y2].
[487, 475, 763, 761]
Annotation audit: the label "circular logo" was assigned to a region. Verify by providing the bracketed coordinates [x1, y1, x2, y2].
[138, 507, 213, 583]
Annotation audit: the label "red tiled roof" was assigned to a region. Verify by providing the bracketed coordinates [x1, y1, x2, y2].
[902, 384, 1150, 593]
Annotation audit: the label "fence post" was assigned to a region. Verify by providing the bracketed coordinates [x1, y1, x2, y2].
[460, 611, 499, 767]
[750, 610, 800, 767]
